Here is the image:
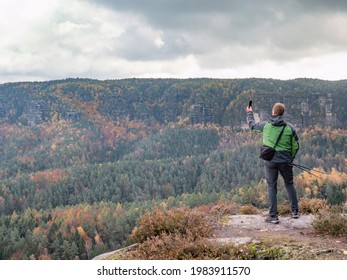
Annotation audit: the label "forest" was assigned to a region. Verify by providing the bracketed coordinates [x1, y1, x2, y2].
[0, 78, 346, 259]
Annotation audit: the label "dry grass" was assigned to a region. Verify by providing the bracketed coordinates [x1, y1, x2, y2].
[239, 204, 259, 215]
[115, 203, 347, 260]
[130, 207, 211, 244]
[299, 198, 328, 214]
[312, 206, 347, 237]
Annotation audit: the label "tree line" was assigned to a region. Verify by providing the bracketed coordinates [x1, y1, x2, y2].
[0, 125, 345, 215]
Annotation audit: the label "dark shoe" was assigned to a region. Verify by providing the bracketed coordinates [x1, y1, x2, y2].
[291, 210, 299, 219]
[265, 216, 279, 224]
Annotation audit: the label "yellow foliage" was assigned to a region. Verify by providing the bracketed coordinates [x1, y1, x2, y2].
[95, 233, 103, 246]
[114, 202, 124, 216]
[312, 185, 319, 196]
[159, 202, 167, 209]
[77, 226, 89, 241]
[299, 168, 326, 188]
[296, 168, 347, 199]
[177, 117, 189, 125]
[326, 168, 347, 185]
[299, 198, 328, 214]
[305, 187, 311, 196]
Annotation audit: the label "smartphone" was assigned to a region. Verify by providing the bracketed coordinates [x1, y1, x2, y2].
[248, 100, 252, 108]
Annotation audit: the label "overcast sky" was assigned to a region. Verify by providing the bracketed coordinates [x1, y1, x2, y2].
[1, 0, 347, 83]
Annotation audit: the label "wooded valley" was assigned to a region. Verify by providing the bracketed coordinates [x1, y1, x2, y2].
[0, 78, 346, 259]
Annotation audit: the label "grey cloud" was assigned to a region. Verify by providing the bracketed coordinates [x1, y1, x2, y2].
[298, 0, 347, 12]
[82, 0, 347, 68]
[2, 0, 347, 83]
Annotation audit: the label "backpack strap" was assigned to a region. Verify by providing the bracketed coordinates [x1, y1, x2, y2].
[273, 125, 287, 149]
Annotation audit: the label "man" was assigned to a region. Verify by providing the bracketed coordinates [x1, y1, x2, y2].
[246, 102, 300, 224]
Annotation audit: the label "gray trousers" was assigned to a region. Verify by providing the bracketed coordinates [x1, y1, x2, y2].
[265, 161, 299, 217]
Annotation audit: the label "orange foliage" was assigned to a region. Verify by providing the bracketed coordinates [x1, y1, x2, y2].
[10, 250, 24, 260]
[128, 133, 137, 141]
[50, 143, 57, 154]
[18, 156, 36, 165]
[101, 122, 127, 148]
[80, 102, 103, 122]
[326, 168, 347, 185]
[38, 254, 52, 260]
[31, 169, 68, 184]
[33, 226, 42, 234]
[138, 129, 149, 138]
[128, 121, 145, 129]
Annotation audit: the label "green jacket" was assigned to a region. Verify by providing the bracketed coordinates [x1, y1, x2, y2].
[247, 111, 299, 163]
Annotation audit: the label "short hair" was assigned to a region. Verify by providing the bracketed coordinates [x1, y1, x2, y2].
[272, 103, 285, 116]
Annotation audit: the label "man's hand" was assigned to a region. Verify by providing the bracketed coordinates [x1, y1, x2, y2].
[246, 106, 253, 112]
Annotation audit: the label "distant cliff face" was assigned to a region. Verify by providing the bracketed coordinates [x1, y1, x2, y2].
[0, 78, 346, 128]
[254, 92, 339, 127]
